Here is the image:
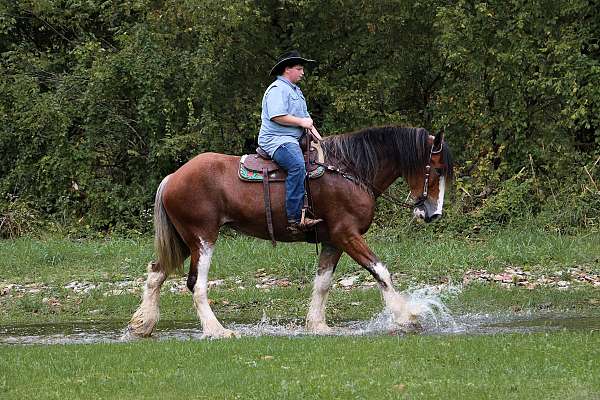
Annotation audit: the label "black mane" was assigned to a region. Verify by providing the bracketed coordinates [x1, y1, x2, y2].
[322, 126, 453, 184]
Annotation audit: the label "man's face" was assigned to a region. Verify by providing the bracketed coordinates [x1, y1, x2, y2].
[284, 65, 305, 84]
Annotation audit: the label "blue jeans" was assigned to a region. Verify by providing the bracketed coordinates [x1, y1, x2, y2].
[272, 142, 306, 222]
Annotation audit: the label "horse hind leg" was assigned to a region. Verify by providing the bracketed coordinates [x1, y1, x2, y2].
[126, 261, 167, 338]
[306, 243, 342, 334]
[191, 239, 238, 339]
[186, 266, 197, 292]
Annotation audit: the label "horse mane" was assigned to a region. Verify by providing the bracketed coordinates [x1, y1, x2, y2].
[322, 126, 453, 184]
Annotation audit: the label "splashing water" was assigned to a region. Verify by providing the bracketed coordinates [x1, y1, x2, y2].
[3, 284, 597, 345]
[338, 284, 462, 335]
[403, 284, 463, 333]
[228, 284, 463, 337]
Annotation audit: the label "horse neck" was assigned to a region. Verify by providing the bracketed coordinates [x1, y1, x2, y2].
[371, 159, 403, 195]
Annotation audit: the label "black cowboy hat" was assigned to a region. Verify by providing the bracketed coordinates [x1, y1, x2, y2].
[269, 50, 316, 76]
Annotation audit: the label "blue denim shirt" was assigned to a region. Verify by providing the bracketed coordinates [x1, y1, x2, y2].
[258, 76, 310, 157]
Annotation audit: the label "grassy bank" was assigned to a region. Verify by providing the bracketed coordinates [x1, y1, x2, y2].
[0, 228, 598, 325]
[1, 228, 598, 284]
[1, 229, 599, 399]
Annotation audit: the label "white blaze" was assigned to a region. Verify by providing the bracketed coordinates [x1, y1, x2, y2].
[434, 176, 446, 215]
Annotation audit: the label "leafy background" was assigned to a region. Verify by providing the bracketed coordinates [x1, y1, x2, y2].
[1, 0, 598, 237]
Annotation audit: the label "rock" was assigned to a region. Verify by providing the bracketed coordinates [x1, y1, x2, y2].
[538, 302, 552, 310]
[360, 281, 378, 289]
[208, 279, 224, 288]
[339, 275, 359, 288]
[392, 384, 407, 392]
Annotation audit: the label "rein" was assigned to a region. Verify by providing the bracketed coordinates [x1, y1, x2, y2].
[312, 161, 413, 210]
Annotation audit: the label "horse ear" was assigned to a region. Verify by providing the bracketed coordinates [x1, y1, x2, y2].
[434, 130, 444, 149]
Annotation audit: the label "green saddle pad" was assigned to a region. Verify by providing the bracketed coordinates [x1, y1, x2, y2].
[238, 163, 325, 182]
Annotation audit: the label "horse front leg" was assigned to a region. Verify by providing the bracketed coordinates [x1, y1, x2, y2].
[336, 234, 419, 329]
[191, 240, 238, 339]
[126, 260, 167, 337]
[306, 243, 342, 334]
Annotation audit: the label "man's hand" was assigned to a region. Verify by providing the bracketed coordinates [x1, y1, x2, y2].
[298, 117, 314, 129]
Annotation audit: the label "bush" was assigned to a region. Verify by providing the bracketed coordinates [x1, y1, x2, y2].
[0, 196, 41, 239]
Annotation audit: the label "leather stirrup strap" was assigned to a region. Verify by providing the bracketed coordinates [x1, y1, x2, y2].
[302, 131, 319, 253]
[301, 129, 312, 221]
[262, 167, 276, 247]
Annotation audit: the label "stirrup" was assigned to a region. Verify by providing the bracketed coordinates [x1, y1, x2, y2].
[287, 217, 323, 233]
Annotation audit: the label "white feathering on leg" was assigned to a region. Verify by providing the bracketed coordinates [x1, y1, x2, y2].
[127, 262, 166, 337]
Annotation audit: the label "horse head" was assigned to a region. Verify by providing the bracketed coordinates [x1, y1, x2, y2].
[407, 131, 453, 223]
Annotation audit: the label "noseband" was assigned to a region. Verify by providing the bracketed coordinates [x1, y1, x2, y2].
[413, 142, 443, 208]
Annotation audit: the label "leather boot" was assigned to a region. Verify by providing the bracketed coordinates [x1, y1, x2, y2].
[287, 217, 323, 233]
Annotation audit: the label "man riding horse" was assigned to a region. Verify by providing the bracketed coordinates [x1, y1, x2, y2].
[126, 50, 454, 339]
[258, 50, 323, 233]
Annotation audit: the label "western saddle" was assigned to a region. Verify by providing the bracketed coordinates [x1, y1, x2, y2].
[238, 132, 325, 246]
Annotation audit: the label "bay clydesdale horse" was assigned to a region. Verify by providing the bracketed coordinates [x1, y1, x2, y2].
[127, 126, 453, 338]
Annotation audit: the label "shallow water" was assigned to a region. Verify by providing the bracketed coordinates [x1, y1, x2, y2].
[1, 287, 598, 344]
[0, 313, 598, 345]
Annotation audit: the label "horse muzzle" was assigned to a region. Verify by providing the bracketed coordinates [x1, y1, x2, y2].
[413, 200, 442, 223]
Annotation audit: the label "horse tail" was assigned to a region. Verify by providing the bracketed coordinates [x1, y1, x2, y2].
[154, 175, 188, 276]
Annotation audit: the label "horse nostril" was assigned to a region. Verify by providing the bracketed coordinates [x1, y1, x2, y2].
[413, 208, 426, 219]
[428, 214, 442, 223]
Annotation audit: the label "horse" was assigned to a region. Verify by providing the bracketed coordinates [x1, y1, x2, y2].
[127, 126, 453, 338]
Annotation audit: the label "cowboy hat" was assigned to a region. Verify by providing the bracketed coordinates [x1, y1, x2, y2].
[270, 50, 316, 76]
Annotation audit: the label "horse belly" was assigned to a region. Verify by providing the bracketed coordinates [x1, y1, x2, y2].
[222, 180, 291, 238]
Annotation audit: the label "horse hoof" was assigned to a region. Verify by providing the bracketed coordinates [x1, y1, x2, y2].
[121, 326, 152, 341]
[201, 328, 239, 340]
[306, 323, 334, 335]
[391, 320, 424, 335]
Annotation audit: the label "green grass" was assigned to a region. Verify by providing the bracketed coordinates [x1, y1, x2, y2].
[1, 333, 599, 399]
[1, 284, 598, 329]
[0, 236, 154, 283]
[0, 229, 599, 399]
[1, 228, 598, 284]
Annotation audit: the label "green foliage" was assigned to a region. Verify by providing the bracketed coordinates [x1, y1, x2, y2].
[0, 0, 598, 234]
[475, 171, 537, 227]
[430, 0, 599, 232]
[537, 157, 600, 233]
[0, 195, 41, 239]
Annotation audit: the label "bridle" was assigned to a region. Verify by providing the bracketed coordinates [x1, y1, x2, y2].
[412, 140, 444, 209]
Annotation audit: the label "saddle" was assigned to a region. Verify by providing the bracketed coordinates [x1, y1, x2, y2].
[238, 133, 325, 246]
[238, 136, 325, 182]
